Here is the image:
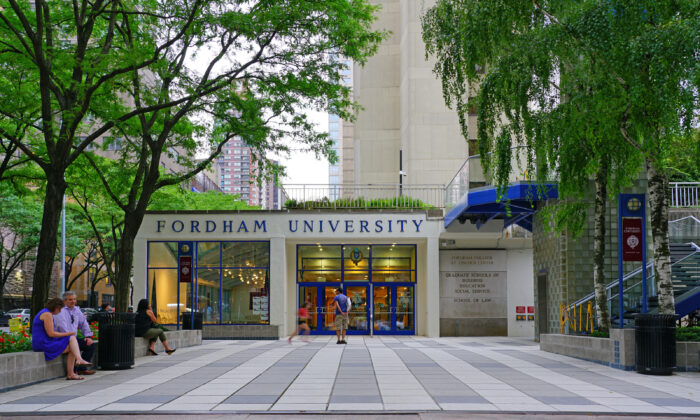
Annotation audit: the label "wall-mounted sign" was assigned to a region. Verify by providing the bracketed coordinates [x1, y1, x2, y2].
[516, 306, 526, 314]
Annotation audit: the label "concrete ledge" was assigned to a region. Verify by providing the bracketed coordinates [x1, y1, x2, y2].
[0, 330, 202, 392]
[676, 341, 700, 372]
[541, 332, 699, 372]
[203, 324, 280, 339]
[133, 329, 201, 358]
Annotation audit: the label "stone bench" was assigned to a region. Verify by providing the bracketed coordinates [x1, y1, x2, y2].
[0, 329, 202, 392]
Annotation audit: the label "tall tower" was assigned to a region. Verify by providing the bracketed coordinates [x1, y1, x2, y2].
[349, 0, 470, 186]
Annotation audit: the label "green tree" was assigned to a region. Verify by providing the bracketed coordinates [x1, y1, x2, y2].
[423, 0, 698, 317]
[76, 1, 385, 311]
[0, 0, 210, 318]
[0, 0, 385, 316]
[0, 187, 42, 310]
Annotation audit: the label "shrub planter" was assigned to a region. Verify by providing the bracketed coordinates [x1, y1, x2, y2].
[541, 332, 699, 372]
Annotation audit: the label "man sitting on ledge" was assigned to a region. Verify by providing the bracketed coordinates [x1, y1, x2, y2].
[54, 291, 96, 375]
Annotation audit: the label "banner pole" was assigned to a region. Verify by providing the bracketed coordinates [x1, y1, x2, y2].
[641, 194, 648, 313]
[618, 195, 624, 329]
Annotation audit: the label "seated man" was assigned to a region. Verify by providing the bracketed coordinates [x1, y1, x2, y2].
[54, 291, 96, 375]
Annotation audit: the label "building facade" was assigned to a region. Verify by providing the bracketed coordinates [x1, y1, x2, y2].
[134, 210, 535, 338]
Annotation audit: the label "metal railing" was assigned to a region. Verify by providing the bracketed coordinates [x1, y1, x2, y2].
[670, 182, 700, 208]
[281, 184, 445, 210]
[445, 146, 530, 211]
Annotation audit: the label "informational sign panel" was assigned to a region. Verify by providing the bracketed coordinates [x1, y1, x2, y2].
[439, 250, 507, 335]
[622, 218, 643, 261]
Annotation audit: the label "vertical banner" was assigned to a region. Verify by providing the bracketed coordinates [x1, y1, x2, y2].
[178, 242, 194, 330]
[178, 242, 194, 283]
[622, 218, 643, 261]
[618, 194, 647, 326]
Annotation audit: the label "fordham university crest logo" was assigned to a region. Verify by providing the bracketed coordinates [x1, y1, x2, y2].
[350, 248, 363, 266]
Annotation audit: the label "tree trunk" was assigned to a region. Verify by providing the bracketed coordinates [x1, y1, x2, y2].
[593, 162, 610, 332]
[647, 160, 675, 314]
[31, 174, 67, 322]
[113, 216, 142, 312]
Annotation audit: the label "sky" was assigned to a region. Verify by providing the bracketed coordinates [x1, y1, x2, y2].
[275, 110, 330, 185]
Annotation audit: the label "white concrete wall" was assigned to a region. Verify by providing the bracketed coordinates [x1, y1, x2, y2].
[506, 248, 535, 337]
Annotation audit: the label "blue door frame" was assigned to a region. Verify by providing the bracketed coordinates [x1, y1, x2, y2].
[372, 283, 415, 335]
[298, 283, 413, 335]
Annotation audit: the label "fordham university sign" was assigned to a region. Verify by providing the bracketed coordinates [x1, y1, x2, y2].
[147, 214, 435, 239]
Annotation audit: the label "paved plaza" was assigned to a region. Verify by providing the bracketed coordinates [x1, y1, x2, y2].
[0, 336, 699, 416]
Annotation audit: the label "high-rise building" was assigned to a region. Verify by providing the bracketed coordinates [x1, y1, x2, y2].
[216, 137, 278, 209]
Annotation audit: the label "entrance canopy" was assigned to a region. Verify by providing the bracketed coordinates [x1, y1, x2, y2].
[444, 182, 558, 232]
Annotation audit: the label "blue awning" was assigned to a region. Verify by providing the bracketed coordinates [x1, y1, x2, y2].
[445, 182, 558, 231]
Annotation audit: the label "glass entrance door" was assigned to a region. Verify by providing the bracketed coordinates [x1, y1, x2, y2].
[299, 284, 369, 334]
[373, 284, 414, 334]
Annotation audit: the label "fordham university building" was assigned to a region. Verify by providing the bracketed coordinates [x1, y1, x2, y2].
[134, 210, 536, 339]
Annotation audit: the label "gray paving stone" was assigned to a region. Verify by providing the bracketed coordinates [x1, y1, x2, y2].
[8, 395, 78, 404]
[116, 395, 178, 404]
[535, 396, 597, 405]
[640, 398, 700, 407]
[224, 395, 280, 404]
[330, 395, 382, 403]
[433, 396, 489, 404]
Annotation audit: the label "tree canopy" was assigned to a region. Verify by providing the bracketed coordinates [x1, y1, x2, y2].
[423, 0, 699, 316]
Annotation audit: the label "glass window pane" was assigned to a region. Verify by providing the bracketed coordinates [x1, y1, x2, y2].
[299, 271, 341, 283]
[372, 271, 414, 282]
[343, 245, 370, 271]
[221, 269, 269, 324]
[148, 242, 178, 268]
[344, 271, 369, 282]
[196, 269, 220, 324]
[147, 269, 187, 324]
[222, 242, 269, 268]
[371, 245, 415, 270]
[197, 242, 220, 267]
[346, 286, 368, 331]
[298, 245, 341, 271]
[373, 286, 391, 331]
[397, 286, 414, 331]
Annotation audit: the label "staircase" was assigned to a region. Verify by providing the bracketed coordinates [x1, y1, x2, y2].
[569, 242, 700, 323]
[667, 243, 700, 317]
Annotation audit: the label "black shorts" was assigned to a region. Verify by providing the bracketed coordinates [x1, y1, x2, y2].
[298, 320, 307, 325]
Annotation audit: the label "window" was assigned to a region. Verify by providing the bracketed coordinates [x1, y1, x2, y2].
[297, 244, 416, 283]
[105, 137, 122, 151]
[147, 241, 270, 325]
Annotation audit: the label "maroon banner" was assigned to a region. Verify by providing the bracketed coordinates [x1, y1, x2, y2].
[622, 218, 643, 261]
[179, 256, 192, 283]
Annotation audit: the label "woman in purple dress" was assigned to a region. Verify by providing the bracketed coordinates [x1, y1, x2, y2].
[32, 298, 92, 380]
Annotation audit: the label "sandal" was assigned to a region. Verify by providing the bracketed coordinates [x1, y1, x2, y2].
[148, 349, 158, 356]
[75, 361, 92, 367]
[165, 349, 176, 355]
[66, 375, 84, 381]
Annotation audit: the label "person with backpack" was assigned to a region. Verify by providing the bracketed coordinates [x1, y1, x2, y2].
[333, 287, 351, 344]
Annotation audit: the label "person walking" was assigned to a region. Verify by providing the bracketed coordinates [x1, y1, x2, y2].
[288, 301, 312, 343]
[333, 288, 350, 344]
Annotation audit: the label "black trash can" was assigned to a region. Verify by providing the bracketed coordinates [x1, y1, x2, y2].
[635, 313, 677, 375]
[181, 312, 203, 330]
[96, 312, 135, 370]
